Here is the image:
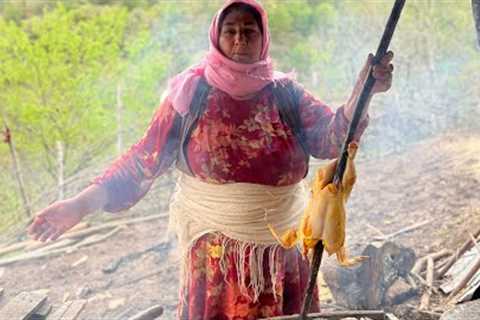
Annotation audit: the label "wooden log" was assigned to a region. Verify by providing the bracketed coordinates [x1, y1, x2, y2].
[323, 241, 415, 309]
[419, 257, 434, 310]
[259, 310, 386, 319]
[127, 305, 164, 320]
[48, 300, 86, 320]
[0, 291, 47, 320]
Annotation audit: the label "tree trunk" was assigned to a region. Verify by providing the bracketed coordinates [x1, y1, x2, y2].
[116, 82, 123, 156]
[57, 140, 64, 200]
[2, 118, 31, 218]
[473, 0, 480, 48]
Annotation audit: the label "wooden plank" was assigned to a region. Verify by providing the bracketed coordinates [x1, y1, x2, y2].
[0, 291, 47, 320]
[29, 300, 52, 320]
[48, 300, 86, 320]
[259, 310, 386, 319]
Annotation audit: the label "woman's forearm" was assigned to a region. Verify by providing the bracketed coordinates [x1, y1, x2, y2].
[69, 184, 108, 218]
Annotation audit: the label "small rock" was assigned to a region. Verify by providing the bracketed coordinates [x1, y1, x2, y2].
[63, 292, 71, 302]
[108, 297, 126, 310]
[76, 286, 92, 299]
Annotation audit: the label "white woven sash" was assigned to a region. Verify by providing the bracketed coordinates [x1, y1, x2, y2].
[169, 171, 307, 251]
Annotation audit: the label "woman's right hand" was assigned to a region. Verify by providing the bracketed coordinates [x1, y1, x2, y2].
[28, 199, 85, 242]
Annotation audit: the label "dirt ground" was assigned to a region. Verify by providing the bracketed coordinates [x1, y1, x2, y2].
[1, 130, 479, 319]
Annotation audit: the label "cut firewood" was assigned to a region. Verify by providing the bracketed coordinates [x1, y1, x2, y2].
[48, 299, 86, 320]
[259, 310, 386, 319]
[419, 257, 434, 310]
[127, 305, 164, 320]
[0, 291, 47, 320]
[409, 271, 440, 295]
[373, 219, 432, 241]
[447, 254, 480, 300]
[438, 226, 480, 278]
[412, 249, 452, 274]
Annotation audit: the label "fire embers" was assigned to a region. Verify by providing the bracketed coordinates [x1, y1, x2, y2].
[268, 142, 368, 267]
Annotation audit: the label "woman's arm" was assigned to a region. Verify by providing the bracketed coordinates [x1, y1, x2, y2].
[92, 99, 182, 212]
[28, 99, 182, 242]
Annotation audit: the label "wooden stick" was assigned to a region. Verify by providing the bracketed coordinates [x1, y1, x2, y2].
[419, 257, 434, 310]
[409, 272, 440, 295]
[447, 254, 480, 299]
[58, 212, 168, 241]
[373, 219, 432, 241]
[127, 304, 164, 320]
[260, 310, 386, 320]
[411, 249, 451, 274]
[438, 226, 480, 278]
[0, 227, 122, 267]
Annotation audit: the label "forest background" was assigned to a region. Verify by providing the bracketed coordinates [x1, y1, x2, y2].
[0, 0, 478, 239]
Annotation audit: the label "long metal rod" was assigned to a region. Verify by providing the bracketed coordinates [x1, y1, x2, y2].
[300, 1, 406, 318]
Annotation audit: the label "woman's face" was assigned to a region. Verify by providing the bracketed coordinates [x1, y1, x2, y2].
[218, 10, 262, 64]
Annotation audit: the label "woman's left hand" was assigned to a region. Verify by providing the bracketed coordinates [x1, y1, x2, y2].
[362, 51, 394, 94]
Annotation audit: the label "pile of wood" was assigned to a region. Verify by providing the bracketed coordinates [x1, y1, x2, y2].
[0, 213, 167, 267]
[0, 213, 169, 320]
[0, 290, 164, 320]
[319, 226, 480, 319]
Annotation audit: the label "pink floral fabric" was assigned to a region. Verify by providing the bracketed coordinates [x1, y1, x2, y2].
[93, 81, 368, 319]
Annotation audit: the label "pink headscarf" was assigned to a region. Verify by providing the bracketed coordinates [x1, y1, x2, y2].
[167, 0, 288, 116]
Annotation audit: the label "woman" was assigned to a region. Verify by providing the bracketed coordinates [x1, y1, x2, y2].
[28, 0, 394, 318]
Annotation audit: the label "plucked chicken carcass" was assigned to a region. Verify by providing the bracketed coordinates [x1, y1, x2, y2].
[269, 142, 367, 267]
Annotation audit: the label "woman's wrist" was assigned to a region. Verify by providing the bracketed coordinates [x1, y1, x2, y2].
[344, 92, 371, 122]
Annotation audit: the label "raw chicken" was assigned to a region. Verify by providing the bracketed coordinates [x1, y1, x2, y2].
[268, 142, 367, 267]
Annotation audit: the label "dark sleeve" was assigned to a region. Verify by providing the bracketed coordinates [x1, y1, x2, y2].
[91, 99, 182, 212]
[298, 86, 369, 159]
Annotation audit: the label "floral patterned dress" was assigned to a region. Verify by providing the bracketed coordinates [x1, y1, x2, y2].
[93, 80, 368, 319]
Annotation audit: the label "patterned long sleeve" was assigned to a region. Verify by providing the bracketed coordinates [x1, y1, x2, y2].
[92, 99, 182, 212]
[298, 87, 369, 159]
